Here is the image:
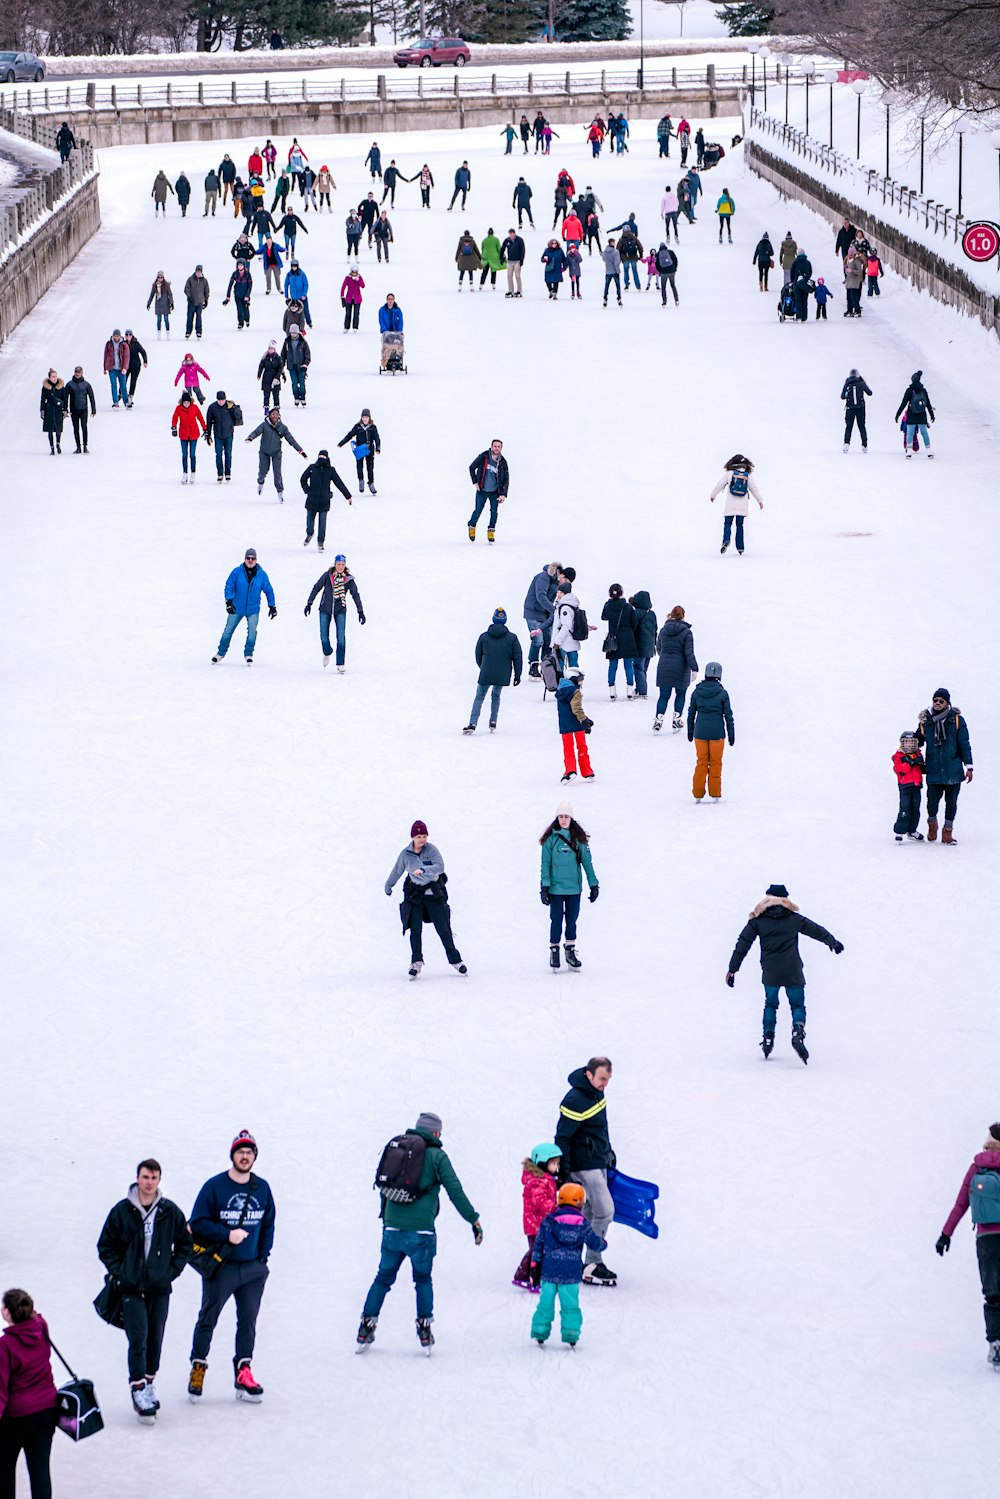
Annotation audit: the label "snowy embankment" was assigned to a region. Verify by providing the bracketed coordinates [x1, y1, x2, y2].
[2, 117, 999, 1499]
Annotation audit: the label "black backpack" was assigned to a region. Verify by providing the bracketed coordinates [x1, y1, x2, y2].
[374, 1133, 427, 1203]
[229, 401, 243, 427]
[909, 388, 928, 419]
[571, 606, 589, 642]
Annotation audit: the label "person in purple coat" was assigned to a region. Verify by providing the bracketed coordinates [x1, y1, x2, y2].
[0, 1289, 59, 1496]
[936, 1122, 1000, 1370]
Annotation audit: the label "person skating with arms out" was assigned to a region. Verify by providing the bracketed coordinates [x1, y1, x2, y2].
[300, 451, 352, 554]
[554, 1058, 617, 1286]
[187, 1131, 275, 1403]
[530, 1185, 606, 1347]
[245, 406, 307, 502]
[725, 884, 843, 1062]
[540, 801, 598, 970]
[385, 822, 468, 980]
[304, 553, 365, 670]
[936, 1122, 1000, 1371]
[513, 1145, 561, 1289]
[709, 454, 764, 555]
[212, 548, 276, 665]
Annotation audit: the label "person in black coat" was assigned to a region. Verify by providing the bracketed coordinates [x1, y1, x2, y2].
[464, 608, 523, 734]
[55, 121, 75, 161]
[752, 233, 773, 290]
[726, 883, 843, 1061]
[300, 449, 352, 550]
[257, 342, 284, 410]
[124, 330, 148, 403]
[834, 218, 855, 260]
[553, 1058, 617, 1286]
[204, 390, 240, 482]
[512, 177, 534, 229]
[894, 370, 936, 456]
[600, 584, 639, 699]
[841, 368, 872, 451]
[304, 556, 365, 670]
[175, 172, 191, 216]
[97, 1159, 191, 1408]
[468, 440, 509, 542]
[337, 408, 381, 494]
[629, 589, 657, 698]
[65, 366, 96, 453]
[224, 262, 253, 328]
[39, 370, 67, 454]
[654, 605, 698, 731]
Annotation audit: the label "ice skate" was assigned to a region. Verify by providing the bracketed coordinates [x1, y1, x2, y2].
[672, 713, 683, 732]
[408, 960, 423, 980]
[451, 962, 468, 976]
[653, 714, 664, 732]
[463, 724, 476, 735]
[489, 721, 497, 732]
[561, 771, 577, 784]
[563, 944, 582, 971]
[582, 1262, 617, 1287]
[234, 1360, 263, 1403]
[188, 1360, 207, 1401]
[760, 1031, 775, 1059]
[416, 1317, 435, 1355]
[356, 1316, 377, 1351]
[906, 832, 924, 842]
[131, 1381, 156, 1423]
[989, 1340, 1000, 1371]
[609, 686, 617, 701]
[791, 1024, 809, 1065]
[550, 945, 560, 971]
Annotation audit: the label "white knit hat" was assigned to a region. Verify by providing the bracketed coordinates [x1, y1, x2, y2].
[556, 801, 573, 818]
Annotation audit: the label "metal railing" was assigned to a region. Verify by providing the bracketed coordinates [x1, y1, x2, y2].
[0, 104, 97, 260]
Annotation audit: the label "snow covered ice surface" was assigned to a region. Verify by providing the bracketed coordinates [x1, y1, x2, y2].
[2, 117, 1000, 1499]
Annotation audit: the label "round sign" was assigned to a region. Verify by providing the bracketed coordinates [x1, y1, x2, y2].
[962, 220, 1000, 262]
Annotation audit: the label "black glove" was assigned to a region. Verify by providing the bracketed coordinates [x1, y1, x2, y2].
[359, 614, 366, 625]
[935, 1234, 950, 1256]
[540, 887, 550, 906]
[472, 1220, 484, 1246]
[832, 941, 844, 955]
[171, 426, 177, 437]
[589, 886, 599, 903]
[513, 676, 521, 686]
[304, 604, 312, 617]
[268, 606, 277, 620]
[226, 600, 236, 616]
[725, 972, 735, 988]
[581, 717, 594, 734]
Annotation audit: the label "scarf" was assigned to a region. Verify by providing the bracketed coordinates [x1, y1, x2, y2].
[927, 704, 955, 745]
[332, 570, 347, 604]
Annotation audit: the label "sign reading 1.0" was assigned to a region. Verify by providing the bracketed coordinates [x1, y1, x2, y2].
[962, 221, 1000, 262]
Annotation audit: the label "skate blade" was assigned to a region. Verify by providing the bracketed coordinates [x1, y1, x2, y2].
[137, 1413, 157, 1425]
[235, 1390, 263, 1403]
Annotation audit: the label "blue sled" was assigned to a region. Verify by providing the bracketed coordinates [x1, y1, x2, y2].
[608, 1169, 660, 1239]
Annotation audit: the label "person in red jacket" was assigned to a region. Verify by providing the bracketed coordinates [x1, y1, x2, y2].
[171, 390, 207, 483]
[937, 1123, 1000, 1369]
[587, 121, 604, 157]
[0, 1288, 59, 1498]
[892, 730, 924, 843]
[248, 147, 263, 177]
[513, 1144, 561, 1290]
[561, 211, 584, 247]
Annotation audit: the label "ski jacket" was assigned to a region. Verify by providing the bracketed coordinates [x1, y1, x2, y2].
[942, 1149, 1000, 1238]
[541, 829, 597, 897]
[226, 266, 253, 300]
[283, 268, 309, 300]
[892, 749, 924, 787]
[97, 1188, 191, 1294]
[0, 1316, 57, 1421]
[866, 255, 883, 278]
[147, 278, 174, 313]
[103, 337, 130, 373]
[65, 376, 96, 414]
[523, 567, 558, 628]
[341, 274, 365, 304]
[248, 151, 263, 175]
[339, 420, 381, 455]
[175, 174, 191, 205]
[218, 157, 237, 183]
[246, 418, 303, 457]
[475, 622, 522, 686]
[554, 675, 589, 735]
[779, 235, 798, 269]
[917, 708, 972, 784]
[601, 245, 622, 275]
[631, 591, 657, 658]
[39, 381, 66, 430]
[469, 449, 509, 495]
[655, 618, 698, 688]
[252, 212, 276, 243]
[522, 1166, 558, 1236]
[555, 1067, 613, 1172]
[551, 593, 581, 653]
[502, 233, 526, 264]
[532, 1206, 606, 1285]
[842, 375, 872, 409]
[378, 303, 404, 333]
[752, 236, 773, 267]
[281, 333, 311, 370]
[183, 273, 210, 308]
[512, 181, 533, 208]
[174, 360, 209, 390]
[231, 235, 254, 260]
[258, 352, 284, 391]
[790, 252, 812, 281]
[716, 193, 735, 216]
[541, 245, 567, 283]
[814, 283, 833, 305]
[171, 402, 206, 441]
[381, 1129, 478, 1233]
[710, 468, 763, 518]
[655, 245, 678, 275]
[205, 400, 238, 442]
[189, 1171, 275, 1263]
[454, 165, 471, 189]
[728, 896, 838, 986]
[600, 598, 639, 660]
[300, 460, 352, 513]
[561, 213, 583, 243]
[224, 562, 275, 616]
[687, 678, 734, 744]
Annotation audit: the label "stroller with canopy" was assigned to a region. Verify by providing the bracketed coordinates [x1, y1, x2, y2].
[379, 330, 407, 374]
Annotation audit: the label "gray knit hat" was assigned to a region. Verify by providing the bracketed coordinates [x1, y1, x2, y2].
[415, 1112, 443, 1134]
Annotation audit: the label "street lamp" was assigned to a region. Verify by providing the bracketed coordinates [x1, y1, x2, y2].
[991, 128, 1000, 219]
[784, 58, 790, 124]
[638, 0, 644, 90]
[802, 59, 815, 136]
[827, 68, 835, 149]
[882, 88, 900, 179]
[956, 117, 968, 218]
[919, 108, 927, 193]
[852, 77, 867, 160]
[748, 41, 758, 107]
[760, 44, 770, 113]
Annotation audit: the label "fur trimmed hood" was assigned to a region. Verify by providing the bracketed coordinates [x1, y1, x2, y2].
[750, 895, 800, 919]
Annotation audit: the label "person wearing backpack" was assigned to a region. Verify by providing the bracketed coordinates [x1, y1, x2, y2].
[894, 370, 935, 458]
[384, 822, 467, 979]
[726, 884, 844, 1062]
[204, 390, 241, 483]
[601, 584, 640, 700]
[687, 662, 735, 802]
[0, 1289, 58, 1495]
[936, 1123, 1000, 1370]
[655, 242, 679, 306]
[358, 1112, 482, 1353]
[463, 608, 522, 734]
[916, 688, 973, 843]
[468, 439, 508, 544]
[455, 230, 482, 290]
[841, 369, 872, 453]
[550, 568, 585, 669]
[555, 668, 594, 785]
[540, 802, 598, 970]
[654, 605, 698, 733]
[709, 454, 764, 555]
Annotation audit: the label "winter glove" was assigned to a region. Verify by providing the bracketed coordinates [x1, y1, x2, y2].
[304, 604, 311, 617]
[171, 426, 177, 437]
[725, 972, 735, 988]
[268, 606, 277, 620]
[472, 1220, 484, 1246]
[832, 941, 844, 955]
[529, 1262, 541, 1288]
[581, 717, 594, 734]
[223, 297, 230, 305]
[935, 1234, 951, 1256]
[589, 886, 600, 903]
[226, 600, 236, 615]
[540, 887, 550, 906]
[513, 676, 521, 686]
[966, 769, 974, 783]
[359, 614, 366, 625]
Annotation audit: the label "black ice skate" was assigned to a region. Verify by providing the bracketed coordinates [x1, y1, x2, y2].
[791, 1025, 809, 1065]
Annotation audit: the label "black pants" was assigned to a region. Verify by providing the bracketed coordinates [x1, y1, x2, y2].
[659, 272, 678, 305]
[0, 1407, 57, 1499]
[844, 408, 867, 447]
[70, 410, 89, 449]
[926, 782, 960, 825]
[305, 505, 327, 545]
[846, 286, 862, 315]
[480, 267, 496, 286]
[346, 237, 360, 257]
[191, 1260, 269, 1362]
[757, 266, 769, 289]
[122, 1290, 170, 1381]
[343, 301, 360, 330]
[978, 1235, 1000, 1341]
[381, 184, 396, 206]
[409, 895, 461, 965]
[815, 303, 827, 319]
[356, 452, 375, 483]
[127, 365, 142, 398]
[421, 187, 430, 208]
[894, 784, 921, 835]
[586, 229, 601, 254]
[517, 207, 534, 227]
[185, 303, 204, 337]
[450, 187, 468, 209]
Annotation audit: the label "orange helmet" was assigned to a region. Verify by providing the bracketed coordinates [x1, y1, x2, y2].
[557, 1184, 586, 1208]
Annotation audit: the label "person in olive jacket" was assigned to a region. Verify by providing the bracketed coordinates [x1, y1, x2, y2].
[726, 883, 843, 1062]
[553, 1057, 617, 1285]
[300, 449, 352, 551]
[686, 661, 734, 800]
[917, 688, 973, 843]
[601, 583, 640, 699]
[304, 553, 364, 669]
[463, 607, 522, 734]
[654, 605, 698, 732]
[540, 803, 598, 970]
[97, 1158, 191, 1414]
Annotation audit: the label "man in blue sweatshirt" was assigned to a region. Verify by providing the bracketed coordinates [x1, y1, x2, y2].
[187, 1130, 275, 1403]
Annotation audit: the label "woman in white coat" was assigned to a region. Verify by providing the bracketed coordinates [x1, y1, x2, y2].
[709, 453, 764, 555]
[550, 566, 583, 668]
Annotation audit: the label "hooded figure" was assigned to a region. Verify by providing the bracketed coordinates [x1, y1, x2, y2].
[726, 885, 843, 1061]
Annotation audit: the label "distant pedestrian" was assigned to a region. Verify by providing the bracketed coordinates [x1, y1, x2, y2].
[895, 370, 935, 457]
[602, 240, 622, 306]
[104, 328, 130, 408]
[151, 170, 174, 214]
[146, 271, 174, 334]
[502, 227, 525, 297]
[417, 164, 434, 208]
[891, 730, 925, 843]
[555, 667, 594, 785]
[175, 172, 191, 217]
[183, 264, 210, 339]
[204, 390, 240, 483]
[752, 232, 773, 290]
[174, 350, 209, 406]
[55, 121, 75, 161]
[653, 605, 698, 733]
[124, 329, 148, 404]
[468, 438, 508, 543]
[866, 248, 884, 295]
[917, 688, 973, 843]
[512, 177, 534, 229]
[65, 365, 96, 453]
[449, 161, 472, 211]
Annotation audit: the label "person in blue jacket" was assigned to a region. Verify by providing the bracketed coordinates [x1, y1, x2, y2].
[524, 561, 561, 676]
[213, 548, 276, 665]
[814, 277, 833, 319]
[541, 240, 567, 299]
[917, 688, 973, 843]
[530, 1183, 606, 1346]
[187, 1130, 274, 1403]
[378, 293, 404, 333]
[282, 259, 311, 328]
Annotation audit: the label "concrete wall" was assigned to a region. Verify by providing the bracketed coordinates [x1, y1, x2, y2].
[0, 175, 101, 343]
[746, 139, 1000, 339]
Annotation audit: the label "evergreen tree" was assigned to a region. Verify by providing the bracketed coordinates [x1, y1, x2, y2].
[480, 0, 545, 43]
[400, 0, 486, 36]
[553, 0, 631, 42]
[715, 1, 773, 35]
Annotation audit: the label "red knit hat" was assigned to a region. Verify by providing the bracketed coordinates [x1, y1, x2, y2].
[230, 1130, 258, 1160]
[410, 820, 428, 838]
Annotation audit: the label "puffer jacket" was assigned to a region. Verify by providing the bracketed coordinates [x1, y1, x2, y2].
[687, 677, 734, 743]
[631, 591, 657, 658]
[524, 566, 557, 629]
[540, 829, 597, 897]
[531, 1205, 606, 1285]
[171, 401, 206, 440]
[601, 245, 621, 275]
[779, 235, 798, 269]
[727, 895, 839, 986]
[475, 622, 522, 686]
[917, 708, 971, 784]
[224, 561, 275, 615]
[522, 1166, 558, 1236]
[554, 675, 588, 735]
[655, 617, 698, 688]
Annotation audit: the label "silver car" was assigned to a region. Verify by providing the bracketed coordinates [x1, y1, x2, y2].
[0, 51, 46, 82]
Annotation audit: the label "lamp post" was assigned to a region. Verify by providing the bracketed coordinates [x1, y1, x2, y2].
[748, 41, 758, 107]
[638, 0, 644, 90]
[991, 129, 1000, 219]
[852, 77, 867, 160]
[784, 59, 790, 124]
[956, 118, 968, 218]
[803, 59, 815, 136]
[919, 111, 926, 193]
[882, 88, 900, 178]
[828, 69, 834, 149]
[760, 44, 770, 113]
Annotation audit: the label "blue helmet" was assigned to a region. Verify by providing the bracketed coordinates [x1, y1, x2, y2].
[530, 1143, 562, 1168]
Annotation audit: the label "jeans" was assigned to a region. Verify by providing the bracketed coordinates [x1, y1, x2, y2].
[180, 438, 198, 473]
[526, 621, 551, 662]
[449, 186, 468, 209]
[926, 782, 960, 825]
[363, 1229, 436, 1320]
[458, 268, 474, 286]
[319, 609, 347, 663]
[214, 434, 233, 476]
[894, 784, 921, 835]
[108, 369, 128, 405]
[288, 366, 307, 402]
[185, 302, 204, 337]
[258, 449, 284, 496]
[343, 301, 360, 330]
[623, 260, 640, 289]
[845, 409, 867, 447]
[155, 312, 170, 331]
[559, 649, 579, 669]
[722, 514, 745, 549]
[867, 274, 880, 296]
[469, 682, 502, 727]
[70, 410, 89, 450]
[905, 423, 931, 448]
[659, 138, 671, 157]
[469, 492, 499, 529]
[284, 233, 297, 256]
[305, 506, 327, 546]
[561, 730, 593, 778]
[607, 657, 634, 686]
[191, 1260, 269, 1361]
[762, 984, 806, 1032]
[376, 239, 390, 262]
[549, 893, 581, 943]
[122, 1290, 170, 1381]
[603, 273, 621, 303]
[0, 1407, 56, 1499]
[531, 1281, 582, 1344]
[977, 1235, 1000, 1341]
[408, 890, 461, 964]
[570, 1167, 613, 1262]
[218, 610, 259, 659]
[793, 285, 809, 321]
[693, 738, 725, 798]
[663, 211, 678, 240]
[656, 681, 687, 716]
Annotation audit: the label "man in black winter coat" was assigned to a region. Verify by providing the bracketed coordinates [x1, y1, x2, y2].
[468, 440, 509, 543]
[512, 178, 534, 228]
[205, 390, 240, 481]
[841, 368, 872, 451]
[358, 193, 378, 245]
[66, 366, 96, 453]
[97, 1159, 191, 1415]
[726, 884, 843, 1062]
[554, 1058, 617, 1286]
[834, 218, 855, 260]
[501, 229, 525, 297]
[463, 607, 522, 733]
[300, 449, 352, 551]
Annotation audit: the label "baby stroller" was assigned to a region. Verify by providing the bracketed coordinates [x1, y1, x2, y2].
[777, 283, 796, 323]
[701, 142, 725, 170]
[379, 330, 407, 375]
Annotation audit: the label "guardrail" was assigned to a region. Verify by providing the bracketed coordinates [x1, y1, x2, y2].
[0, 103, 97, 260]
[0, 64, 747, 115]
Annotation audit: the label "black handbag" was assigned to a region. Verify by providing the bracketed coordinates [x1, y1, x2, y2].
[190, 1174, 257, 1281]
[92, 1275, 124, 1329]
[602, 604, 627, 656]
[49, 1338, 104, 1443]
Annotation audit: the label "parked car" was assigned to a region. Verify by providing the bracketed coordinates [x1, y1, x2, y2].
[0, 51, 45, 82]
[393, 36, 469, 68]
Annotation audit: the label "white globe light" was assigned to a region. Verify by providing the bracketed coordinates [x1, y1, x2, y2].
[852, 78, 868, 96]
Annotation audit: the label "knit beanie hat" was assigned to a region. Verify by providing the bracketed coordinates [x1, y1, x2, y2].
[557, 1183, 586, 1207]
[556, 801, 573, 817]
[415, 1112, 442, 1134]
[492, 608, 507, 625]
[766, 884, 789, 898]
[933, 688, 951, 703]
[230, 1129, 258, 1160]
[989, 1123, 1000, 1144]
[410, 820, 428, 838]
[561, 566, 577, 584]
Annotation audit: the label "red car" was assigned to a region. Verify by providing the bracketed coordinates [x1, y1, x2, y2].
[393, 36, 470, 68]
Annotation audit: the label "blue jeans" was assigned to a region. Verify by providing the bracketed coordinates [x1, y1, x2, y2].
[319, 609, 346, 663]
[469, 491, 499, 528]
[363, 1228, 436, 1319]
[108, 369, 128, 404]
[288, 366, 306, 401]
[155, 312, 170, 331]
[603, 273, 621, 302]
[905, 424, 931, 448]
[560, 649, 579, 668]
[218, 611, 258, 659]
[470, 682, 502, 726]
[607, 657, 635, 686]
[549, 893, 581, 943]
[656, 681, 687, 716]
[623, 260, 640, 289]
[214, 435, 233, 476]
[722, 514, 745, 549]
[762, 985, 806, 1032]
[526, 621, 551, 663]
[180, 438, 197, 473]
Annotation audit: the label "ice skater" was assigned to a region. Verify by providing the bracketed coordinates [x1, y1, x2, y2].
[212, 548, 276, 665]
[539, 802, 599, 970]
[385, 823, 468, 979]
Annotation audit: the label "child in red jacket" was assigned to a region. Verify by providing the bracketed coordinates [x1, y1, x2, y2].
[513, 1144, 561, 1290]
[893, 730, 924, 843]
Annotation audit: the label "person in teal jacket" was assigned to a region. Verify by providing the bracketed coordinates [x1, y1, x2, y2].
[213, 547, 276, 664]
[540, 802, 599, 971]
[357, 1112, 482, 1353]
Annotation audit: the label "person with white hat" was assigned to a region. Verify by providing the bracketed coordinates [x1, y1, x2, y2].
[539, 802, 599, 970]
